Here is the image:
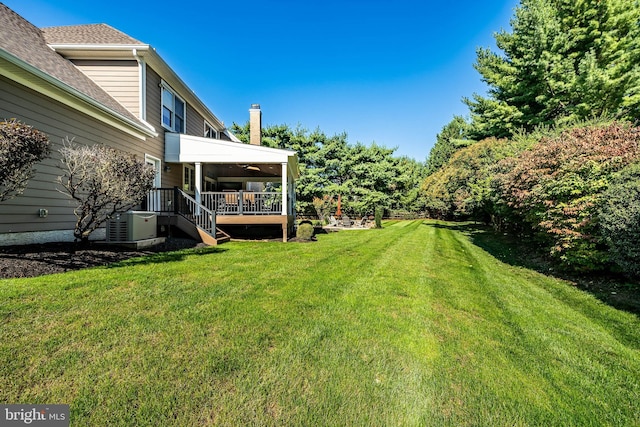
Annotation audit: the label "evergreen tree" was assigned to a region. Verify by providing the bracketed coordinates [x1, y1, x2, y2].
[425, 116, 472, 176]
[466, 0, 640, 139]
[229, 122, 426, 215]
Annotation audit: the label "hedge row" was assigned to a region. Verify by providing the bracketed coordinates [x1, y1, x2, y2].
[421, 121, 640, 277]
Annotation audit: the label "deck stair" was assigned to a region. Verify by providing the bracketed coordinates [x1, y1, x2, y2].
[174, 189, 227, 246]
[214, 227, 231, 244]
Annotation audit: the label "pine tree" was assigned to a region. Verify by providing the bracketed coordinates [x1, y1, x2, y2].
[466, 0, 640, 139]
[425, 116, 472, 175]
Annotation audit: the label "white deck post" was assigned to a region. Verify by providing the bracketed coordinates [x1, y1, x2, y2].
[281, 162, 287, 216]
[195, 162, 202, 214]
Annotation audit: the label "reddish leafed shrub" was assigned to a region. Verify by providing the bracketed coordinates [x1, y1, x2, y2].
[497, 122, 640, 269]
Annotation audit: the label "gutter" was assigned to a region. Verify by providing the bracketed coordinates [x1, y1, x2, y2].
[46, 43, 152, 53]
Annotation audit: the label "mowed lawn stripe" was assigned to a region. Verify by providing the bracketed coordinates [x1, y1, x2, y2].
[419, 222, 639, 425]
[0, 220, 638, 426]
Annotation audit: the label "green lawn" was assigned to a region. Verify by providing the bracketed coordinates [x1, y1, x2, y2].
[1, 220, 639, 426]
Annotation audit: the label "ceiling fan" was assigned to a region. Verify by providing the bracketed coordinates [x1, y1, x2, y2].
[242, 164, 261, 172]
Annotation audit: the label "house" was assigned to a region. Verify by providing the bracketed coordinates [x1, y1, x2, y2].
[0, 4, 299, 245]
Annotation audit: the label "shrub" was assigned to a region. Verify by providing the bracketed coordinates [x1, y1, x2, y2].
[420, 137, 530, 223]
[497, 122, 640, 270]
[0, 119, 50, 202]
[57, 139, 155, 243]
[296, 222, 315, 241]
[598, 162, 640, 277]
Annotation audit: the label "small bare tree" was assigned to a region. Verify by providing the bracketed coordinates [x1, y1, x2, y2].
[312, 195, 334, 223]
[0, 119, 50, 202]
[57, 139, 156, 243]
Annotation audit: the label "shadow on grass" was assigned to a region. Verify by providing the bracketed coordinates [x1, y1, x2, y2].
[0, 240, 228, 279]
[108, 246, 228, 269]
[423, 221, 640, 317]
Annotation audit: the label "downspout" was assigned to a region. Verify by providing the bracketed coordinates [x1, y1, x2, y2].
[133, 48, 147, 121]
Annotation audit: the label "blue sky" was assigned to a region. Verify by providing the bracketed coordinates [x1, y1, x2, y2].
[4, 0, 518, 160]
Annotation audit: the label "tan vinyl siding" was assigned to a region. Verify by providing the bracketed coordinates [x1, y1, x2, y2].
[0, 75, 151, 234]
[186, 104, 205, 137]
[147, 65, 216, 140]
[72, 59, 140, 117]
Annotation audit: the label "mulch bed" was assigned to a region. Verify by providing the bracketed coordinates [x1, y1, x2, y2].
[0, 238, 203, 279]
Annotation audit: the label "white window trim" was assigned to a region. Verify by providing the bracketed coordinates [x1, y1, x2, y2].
[144, 154, 162, 188]
[204, 121, 218, 139]
[183, 164, 196, 193]
[204, 176, 217, 191]
[161, 80, 186, 133]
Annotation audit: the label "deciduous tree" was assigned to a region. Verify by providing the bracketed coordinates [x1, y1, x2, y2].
[57, 139, 156, 243]
[0, 119, 49, 202]
[421, 137, 522, 222]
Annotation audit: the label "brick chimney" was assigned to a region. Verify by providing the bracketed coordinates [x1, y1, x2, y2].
[249, 104, 262, 146]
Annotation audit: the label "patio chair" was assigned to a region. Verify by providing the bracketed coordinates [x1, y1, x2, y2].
[242, 191, 256, 213]
[328, 216, 338, 227]
[222, 191, 239, 214]
[342, 215, 352, 227]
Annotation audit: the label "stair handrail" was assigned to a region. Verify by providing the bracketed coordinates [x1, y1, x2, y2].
[174, 188, 216, 236]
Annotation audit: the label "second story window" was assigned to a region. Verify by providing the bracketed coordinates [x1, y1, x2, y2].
[162, 84, 185, 133]
[204, 122, 217, 139]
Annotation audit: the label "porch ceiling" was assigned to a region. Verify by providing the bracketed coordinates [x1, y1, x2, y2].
[209, 163, 282, 178]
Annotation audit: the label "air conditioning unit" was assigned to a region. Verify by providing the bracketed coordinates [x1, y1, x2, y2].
[107, 211, 157, 242]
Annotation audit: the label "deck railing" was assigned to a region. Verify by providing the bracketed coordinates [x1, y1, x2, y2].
[201, 191, 283, 215]
[143, 188, 215, 235]
[175, 189, 215, 235]
[144, 189, 284, 216]
[143, 188, 175, 213]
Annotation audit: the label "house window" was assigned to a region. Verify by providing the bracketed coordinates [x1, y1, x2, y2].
[204, 177, 217, 191]
[183, 165, 196, 193]
[162, 84, 185, 133]
[204, 122, 217, 139]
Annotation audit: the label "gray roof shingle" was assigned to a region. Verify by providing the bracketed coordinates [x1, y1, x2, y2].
[0, 5, 146, 128]
[42, 23, 146, 46]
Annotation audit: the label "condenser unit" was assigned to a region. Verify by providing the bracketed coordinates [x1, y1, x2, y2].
[107, 211, 157, 242]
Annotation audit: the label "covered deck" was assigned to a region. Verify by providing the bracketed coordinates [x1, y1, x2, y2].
[157, 133, 299, 241]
